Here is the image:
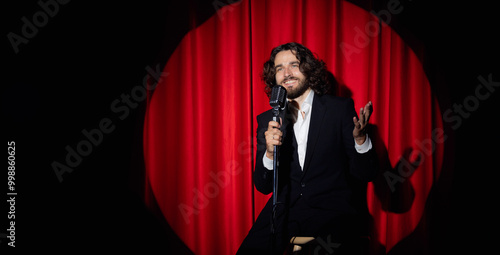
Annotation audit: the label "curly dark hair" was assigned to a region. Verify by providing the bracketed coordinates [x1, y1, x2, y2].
[262, 42, 330, 98]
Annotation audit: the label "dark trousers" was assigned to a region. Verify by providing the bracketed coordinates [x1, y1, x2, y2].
[237, 197, 364, 255]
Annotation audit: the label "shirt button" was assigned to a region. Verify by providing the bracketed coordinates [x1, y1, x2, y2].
[301, 182, 305, 188]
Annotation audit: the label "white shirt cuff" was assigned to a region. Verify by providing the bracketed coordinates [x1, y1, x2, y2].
[262, 153, 274, 170]
[354, 134, 372, 154]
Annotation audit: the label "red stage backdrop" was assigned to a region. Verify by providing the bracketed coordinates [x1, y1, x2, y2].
[143, 0, 444, 254]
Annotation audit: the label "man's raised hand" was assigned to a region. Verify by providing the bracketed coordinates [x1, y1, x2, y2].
[353, 101, 373, 145]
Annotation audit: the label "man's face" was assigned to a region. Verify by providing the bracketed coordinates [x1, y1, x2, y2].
[274, 50, 308, 99]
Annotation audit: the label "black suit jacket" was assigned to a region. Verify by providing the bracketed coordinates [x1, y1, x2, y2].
[254, 94, 378, 216]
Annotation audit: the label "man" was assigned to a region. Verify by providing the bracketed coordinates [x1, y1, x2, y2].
[237, 42, 378, 254]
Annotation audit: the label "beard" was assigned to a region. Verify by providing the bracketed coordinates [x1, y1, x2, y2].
[282, 77, 309, 99]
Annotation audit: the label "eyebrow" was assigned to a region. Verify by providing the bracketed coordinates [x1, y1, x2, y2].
[275, 61, 300, 70]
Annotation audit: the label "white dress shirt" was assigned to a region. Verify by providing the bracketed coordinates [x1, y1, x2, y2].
[263, 91, 372, 170]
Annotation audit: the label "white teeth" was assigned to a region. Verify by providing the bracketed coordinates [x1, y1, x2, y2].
[284, 80, 295, 84]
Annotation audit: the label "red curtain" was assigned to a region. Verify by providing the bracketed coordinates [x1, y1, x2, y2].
[143, 0, 444, 254]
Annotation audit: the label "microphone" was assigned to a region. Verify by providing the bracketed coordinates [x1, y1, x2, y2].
[269, 85, 287, 120]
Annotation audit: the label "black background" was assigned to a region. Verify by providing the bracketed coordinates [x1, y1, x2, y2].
[2, 0, 499, 253]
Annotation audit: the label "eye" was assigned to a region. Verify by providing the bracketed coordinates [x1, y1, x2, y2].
[276, 67, 283, 72]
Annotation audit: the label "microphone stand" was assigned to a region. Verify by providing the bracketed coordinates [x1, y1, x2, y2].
[268, 85, 287, 254]
[270, 102, 285, 255]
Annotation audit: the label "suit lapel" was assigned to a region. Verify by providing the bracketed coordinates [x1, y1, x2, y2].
[302, 94, 326, 174]
[280, 101, 293, 138]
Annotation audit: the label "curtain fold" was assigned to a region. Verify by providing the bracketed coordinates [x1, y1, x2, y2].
[143, 0, 444, 254]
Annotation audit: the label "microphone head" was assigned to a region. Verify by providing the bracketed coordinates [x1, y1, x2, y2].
[269, 85, 287, 110]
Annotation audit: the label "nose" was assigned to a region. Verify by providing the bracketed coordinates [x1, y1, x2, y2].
[283, 66, 292, 78]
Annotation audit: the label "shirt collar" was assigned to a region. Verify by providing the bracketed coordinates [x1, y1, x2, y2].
[301, 90, 314, 113]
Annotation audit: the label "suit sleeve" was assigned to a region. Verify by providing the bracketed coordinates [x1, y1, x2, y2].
[342, 98, 379, 182]
[253, 113, 274, 195]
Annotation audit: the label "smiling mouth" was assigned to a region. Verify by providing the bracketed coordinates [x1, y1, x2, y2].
[283, 79, 297, 86]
